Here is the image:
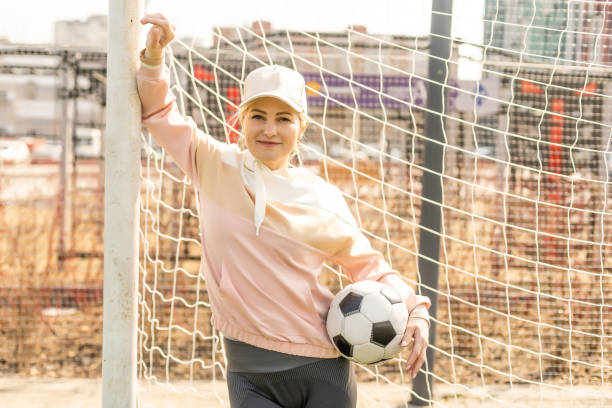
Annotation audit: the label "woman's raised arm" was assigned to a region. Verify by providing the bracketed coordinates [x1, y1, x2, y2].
[136, 13, 201, 184]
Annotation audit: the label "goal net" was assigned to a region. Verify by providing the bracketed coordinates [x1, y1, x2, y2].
[136, 1, 612, 406]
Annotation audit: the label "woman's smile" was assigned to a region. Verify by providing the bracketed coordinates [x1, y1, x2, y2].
[257, 140, 282, 147]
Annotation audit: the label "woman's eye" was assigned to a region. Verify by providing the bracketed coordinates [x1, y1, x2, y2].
[279, 117, 291, 122]
[252, 115, 264, 120]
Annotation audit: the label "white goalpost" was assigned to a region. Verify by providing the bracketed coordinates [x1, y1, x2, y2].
[103, 1, 143, 408]
[104, 1, 612, 407]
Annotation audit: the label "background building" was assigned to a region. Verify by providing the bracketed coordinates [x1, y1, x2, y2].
[566, 0, 612, 66]
[54, 15, 108, 50]
[484, 0, 611, 65]
[484, 0, 568, 62]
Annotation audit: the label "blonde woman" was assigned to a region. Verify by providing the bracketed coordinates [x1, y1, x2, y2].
[138, 13, 431, 408]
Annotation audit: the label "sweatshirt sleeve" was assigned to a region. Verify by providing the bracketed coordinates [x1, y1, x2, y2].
[136, 60, 224, 187]
[327, 188, 431, 318]
[324, 186, 396, 283]
[330, 229, 430, 304]
[329, 229, 396, 284]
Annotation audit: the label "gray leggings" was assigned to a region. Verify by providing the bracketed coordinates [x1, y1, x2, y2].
[226, 357, 358, 408]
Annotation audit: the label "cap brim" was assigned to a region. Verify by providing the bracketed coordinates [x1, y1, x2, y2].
[237, 92, 305, 113]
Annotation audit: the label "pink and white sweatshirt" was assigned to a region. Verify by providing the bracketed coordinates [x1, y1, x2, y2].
[136, 62, 432, 358]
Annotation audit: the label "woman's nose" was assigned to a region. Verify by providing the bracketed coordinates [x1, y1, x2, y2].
[262, 122, 276, 137]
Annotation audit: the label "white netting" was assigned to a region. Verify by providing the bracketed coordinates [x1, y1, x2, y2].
[136, 1, 612, 406]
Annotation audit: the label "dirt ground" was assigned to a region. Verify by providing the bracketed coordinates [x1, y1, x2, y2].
[1, 376, 611, 408]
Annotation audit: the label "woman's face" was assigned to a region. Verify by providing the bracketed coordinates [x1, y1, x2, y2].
[242, 97, 305, 171]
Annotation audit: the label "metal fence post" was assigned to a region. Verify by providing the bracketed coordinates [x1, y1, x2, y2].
[410, 0, 453, 406]
[59, 50, 74, 263]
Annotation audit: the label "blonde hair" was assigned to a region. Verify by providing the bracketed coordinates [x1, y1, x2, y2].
[228, 99, 309, 163]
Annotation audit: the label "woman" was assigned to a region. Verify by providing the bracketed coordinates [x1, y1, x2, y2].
[138, 13, 431, 408]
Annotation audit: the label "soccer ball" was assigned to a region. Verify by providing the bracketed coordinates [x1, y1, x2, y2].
[326, 280, 408, 365]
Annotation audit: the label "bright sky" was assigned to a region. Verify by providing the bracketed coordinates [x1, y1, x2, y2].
[0, 0, 483, 46]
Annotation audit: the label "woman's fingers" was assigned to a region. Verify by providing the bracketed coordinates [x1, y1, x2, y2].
[404, 336, 422, 370]
[401, 325, 415, 347]
[147, 26, 161, 46]
[401, 319, 429, 379]
[141, 17, 173, 37]
[141, 16, 168, 28]
[405, 331, 429, 379]
[140, 14, 175, 47]
[410, 352, 426, 378]
[140, 14, 171, 31]
[141, 13, 170, 25]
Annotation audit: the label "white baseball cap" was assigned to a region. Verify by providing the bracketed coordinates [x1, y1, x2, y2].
[238, 65, 308, 115]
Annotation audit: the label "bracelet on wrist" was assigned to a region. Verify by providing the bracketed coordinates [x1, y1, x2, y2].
[139, 48, 163, 66]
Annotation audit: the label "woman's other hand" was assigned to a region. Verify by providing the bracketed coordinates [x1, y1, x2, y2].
[140, 13, 176, 64]
[400, 317, 429, 379]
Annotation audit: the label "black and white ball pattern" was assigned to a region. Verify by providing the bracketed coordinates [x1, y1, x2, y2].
[326, 280, 408, 365]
